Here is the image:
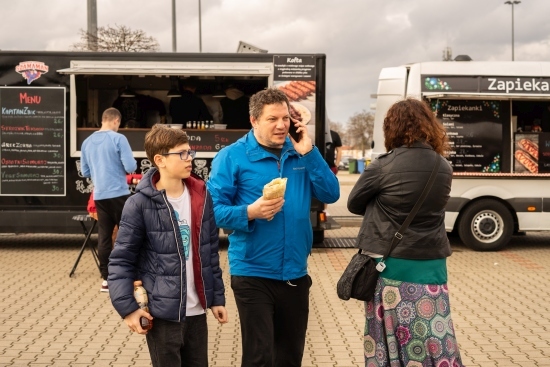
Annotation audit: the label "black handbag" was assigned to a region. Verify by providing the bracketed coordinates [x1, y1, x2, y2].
[337, 155, 441, 302]
[336, 250, 378, 301]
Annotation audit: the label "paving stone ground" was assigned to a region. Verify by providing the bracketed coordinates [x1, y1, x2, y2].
[1, 229, 550, 367]
[2, 172, 550, 366]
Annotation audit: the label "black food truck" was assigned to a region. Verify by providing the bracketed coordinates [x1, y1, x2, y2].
[0, 51, 335, 243]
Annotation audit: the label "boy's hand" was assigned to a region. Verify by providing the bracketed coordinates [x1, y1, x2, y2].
[124, 309, 153, 335]
[211, 306, 228, 324]
[247, 196, 285, 221]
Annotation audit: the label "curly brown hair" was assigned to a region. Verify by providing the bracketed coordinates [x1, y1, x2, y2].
[383, 98, 449, 155]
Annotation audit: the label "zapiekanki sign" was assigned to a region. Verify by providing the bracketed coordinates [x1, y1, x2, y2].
[422, 75, 550, 95]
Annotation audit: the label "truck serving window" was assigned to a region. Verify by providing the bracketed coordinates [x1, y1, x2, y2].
[511, 100, 550, 174]
[59, 60, 273, 157]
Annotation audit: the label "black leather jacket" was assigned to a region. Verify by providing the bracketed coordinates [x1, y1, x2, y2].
[348, 142, 453, 259]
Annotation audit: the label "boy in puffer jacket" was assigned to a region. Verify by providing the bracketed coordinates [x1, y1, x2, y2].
[108, 124, 227, 367]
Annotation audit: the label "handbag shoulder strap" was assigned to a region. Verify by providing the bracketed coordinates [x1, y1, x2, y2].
[381, 153, 441, 260]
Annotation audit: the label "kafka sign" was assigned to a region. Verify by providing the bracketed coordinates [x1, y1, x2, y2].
[422, 75, 550, 95]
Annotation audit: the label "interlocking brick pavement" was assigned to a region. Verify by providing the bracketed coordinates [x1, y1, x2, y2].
[1, 230, 550, 366]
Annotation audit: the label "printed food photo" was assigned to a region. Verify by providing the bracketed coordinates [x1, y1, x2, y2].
[289, 102, 311, 124]
[278, 81, 316, 101]
[514, 137, 539, 173]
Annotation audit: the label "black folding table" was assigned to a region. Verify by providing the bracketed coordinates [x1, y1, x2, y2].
[69, 214, 100, 277]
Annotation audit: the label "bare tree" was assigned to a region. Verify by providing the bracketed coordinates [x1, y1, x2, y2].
[70, 24, 160, 52]
[346, 110, 374, 157]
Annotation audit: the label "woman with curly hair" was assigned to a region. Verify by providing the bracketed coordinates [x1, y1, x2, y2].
[347, 98, 465, 367]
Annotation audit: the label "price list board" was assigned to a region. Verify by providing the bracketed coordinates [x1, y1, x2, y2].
[0, 87, 66, 196]
[432, 99, 505, 173]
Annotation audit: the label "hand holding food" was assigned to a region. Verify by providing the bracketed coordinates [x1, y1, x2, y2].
[263, 178, 287, 200]
[263, 178, 286, 221]
[245, 178, 288, 221]
[246, 196, 284, 221]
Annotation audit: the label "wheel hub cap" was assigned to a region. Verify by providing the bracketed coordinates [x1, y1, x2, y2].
[472, 211, 504, 243]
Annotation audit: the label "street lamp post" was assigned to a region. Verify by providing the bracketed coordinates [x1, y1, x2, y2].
[504, 1, 521, 61]
[172, 0, 177, 52]
[87, 0, 98, 51]
[198, 0, 202, 52]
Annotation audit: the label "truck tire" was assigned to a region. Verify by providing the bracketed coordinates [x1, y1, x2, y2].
[457, 199, 513, 251]
[313, 230, 324, 244]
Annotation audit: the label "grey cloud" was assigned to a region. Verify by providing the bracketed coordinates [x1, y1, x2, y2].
[1, 0, 549, 122]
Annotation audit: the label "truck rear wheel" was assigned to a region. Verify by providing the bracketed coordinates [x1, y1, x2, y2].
[458, 199, 513, 251]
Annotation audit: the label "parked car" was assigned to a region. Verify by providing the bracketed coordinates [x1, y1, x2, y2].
[338, 156, 351, 170]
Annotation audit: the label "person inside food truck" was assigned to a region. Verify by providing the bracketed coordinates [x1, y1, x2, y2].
[220, 85, 250, 129]
[141, 94, 167, 128]
[112, 87, 142, 128]
[169, 77, 212, 125]
[532, 119, 542, 133]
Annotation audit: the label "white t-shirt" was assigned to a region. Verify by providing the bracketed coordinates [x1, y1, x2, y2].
[167, 185, 205, 316]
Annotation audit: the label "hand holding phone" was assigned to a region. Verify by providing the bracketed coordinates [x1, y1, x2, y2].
[288, 118, 302, 142]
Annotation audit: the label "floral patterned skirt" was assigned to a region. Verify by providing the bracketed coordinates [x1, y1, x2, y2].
[364, 277, 464, 367]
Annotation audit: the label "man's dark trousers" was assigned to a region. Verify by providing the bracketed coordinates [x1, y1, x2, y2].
[231, 274, 312, 367]
[95, 194, 129, 280]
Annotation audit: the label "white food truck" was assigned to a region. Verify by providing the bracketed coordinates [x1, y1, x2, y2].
[372, 60, 550, 250]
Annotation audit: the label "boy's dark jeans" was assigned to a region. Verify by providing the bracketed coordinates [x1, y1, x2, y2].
[146, 314, 208, 367]
[95, 194, 129, 280]
[231, 274, 312, 367]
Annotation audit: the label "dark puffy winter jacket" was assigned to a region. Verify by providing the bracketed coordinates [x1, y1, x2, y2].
[108, 168, 225, 322]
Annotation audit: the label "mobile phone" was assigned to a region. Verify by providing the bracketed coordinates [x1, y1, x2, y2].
[288, 119, 302, 142]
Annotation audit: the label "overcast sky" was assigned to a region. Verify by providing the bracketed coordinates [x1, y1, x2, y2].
[1, 0, 550, 123]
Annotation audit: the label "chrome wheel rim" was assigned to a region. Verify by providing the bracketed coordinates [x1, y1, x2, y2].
[471, 210, 504, 243]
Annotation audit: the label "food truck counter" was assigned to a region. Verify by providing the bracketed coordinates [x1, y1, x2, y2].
[76, 127, 250, 158]
[453, 172, 550, 178]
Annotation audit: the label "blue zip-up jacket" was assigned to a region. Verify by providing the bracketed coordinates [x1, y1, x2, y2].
[207, 131, 340, 280]
[108, 168, 225, 322]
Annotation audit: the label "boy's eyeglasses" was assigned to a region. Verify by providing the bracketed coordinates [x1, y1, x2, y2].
[161, 149, 196, 160]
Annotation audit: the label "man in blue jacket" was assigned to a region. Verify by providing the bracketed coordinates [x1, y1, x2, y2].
[81, 107, 136, 292]
[207, 88, 340, 366]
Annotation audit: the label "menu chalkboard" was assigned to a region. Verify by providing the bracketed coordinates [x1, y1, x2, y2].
[186, 130, 248, 153]
[0, 87, 65, 195]
[77, 128, 249, 154]
[433, 99, 505, 172]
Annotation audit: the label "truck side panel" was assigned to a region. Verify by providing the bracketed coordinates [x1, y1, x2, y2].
[372, 67, 408, 158]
